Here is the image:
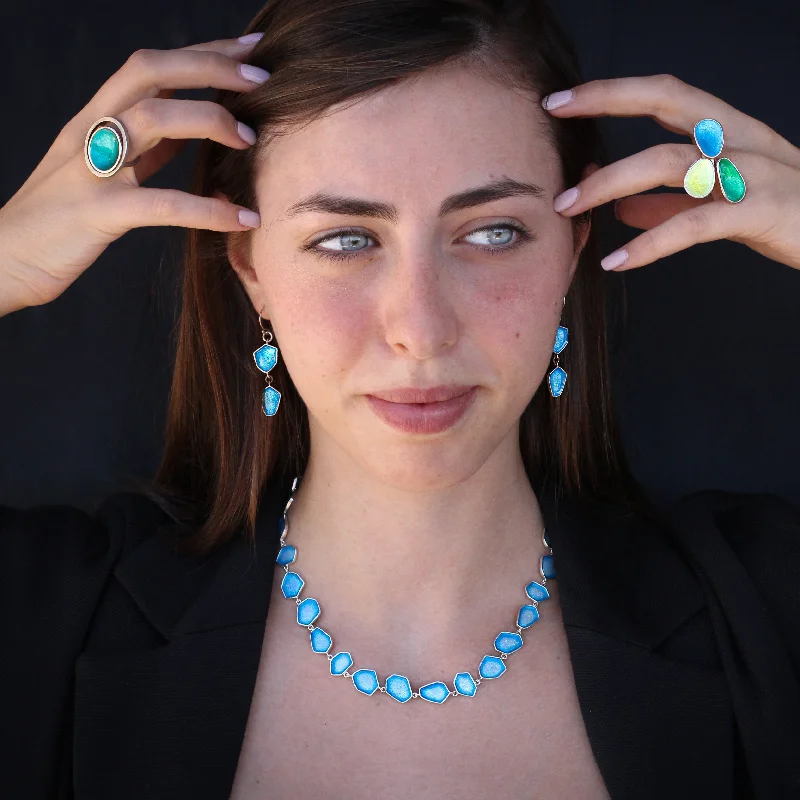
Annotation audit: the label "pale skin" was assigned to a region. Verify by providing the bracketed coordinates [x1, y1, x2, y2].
[228, 63, 585, 668]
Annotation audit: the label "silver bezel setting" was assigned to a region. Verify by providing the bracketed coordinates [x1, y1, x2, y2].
[84, 116, 130, 178]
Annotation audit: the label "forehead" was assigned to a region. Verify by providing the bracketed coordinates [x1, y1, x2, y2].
[256, 64, 561, 211]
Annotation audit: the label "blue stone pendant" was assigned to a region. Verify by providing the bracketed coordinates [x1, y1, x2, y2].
[262, 385, 281, 416]
[548, 367, 567, 398]
[549, 325, 568, 398]
[693, 118, 724, 159]
[253, 342, 282, 416]
[553, 325, 568, 355]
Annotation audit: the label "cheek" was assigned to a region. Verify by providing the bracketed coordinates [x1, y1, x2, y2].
[470, 240, 570, 355]
[265, 268, 371, 387]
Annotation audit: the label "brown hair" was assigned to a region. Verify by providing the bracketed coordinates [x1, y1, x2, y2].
[144, 0, 649, 558]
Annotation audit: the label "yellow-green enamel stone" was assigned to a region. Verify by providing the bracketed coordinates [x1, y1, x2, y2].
[684, 158, 715, 198]
[717, 158, 746, 203]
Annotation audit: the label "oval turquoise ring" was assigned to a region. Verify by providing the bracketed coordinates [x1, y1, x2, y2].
[84, 116, 140, 178]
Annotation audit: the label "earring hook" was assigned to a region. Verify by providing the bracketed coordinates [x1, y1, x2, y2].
[258, 304, 273, 344]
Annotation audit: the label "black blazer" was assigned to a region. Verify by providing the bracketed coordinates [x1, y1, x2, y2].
[2, 473, 800, 799]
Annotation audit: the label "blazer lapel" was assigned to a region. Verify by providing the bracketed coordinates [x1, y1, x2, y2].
[73, 472, 293, 800]
[540, 492, 736, 799]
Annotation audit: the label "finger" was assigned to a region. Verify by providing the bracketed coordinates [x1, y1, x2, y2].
[616, 193, 710, 230]
[599, 201, 745, 271]
[554, 142, 700, 216]
[95, 186, 261, 235]
[70, 48, 270, 148]
[180, 32, 264, 57]
[542, 75, 793, 163]
[114, 97, 256, 166]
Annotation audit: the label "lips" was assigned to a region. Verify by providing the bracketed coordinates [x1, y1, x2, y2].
[364, 386, 478, 434]
[367, 385, 476, 404]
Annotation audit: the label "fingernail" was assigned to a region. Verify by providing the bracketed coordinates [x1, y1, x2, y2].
[553, 186, 580, 213]
[542, 89, 574, 111]
[238, 32, 264, 44]
[238, 63, 271, 84]
[239, 209, 261, 228]
[601, 248, 628, 270]
[237, 121, 257, 145]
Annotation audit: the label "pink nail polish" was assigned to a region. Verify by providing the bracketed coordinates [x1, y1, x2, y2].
[553, 186, 580, 213]
[238, 32, 264, 44]
[542, 90, 574, 111]
[601, 249, 629, 271]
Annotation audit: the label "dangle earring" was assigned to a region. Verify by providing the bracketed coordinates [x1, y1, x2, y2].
[548, 296, 568, 398]
[253, 305, 282, 416]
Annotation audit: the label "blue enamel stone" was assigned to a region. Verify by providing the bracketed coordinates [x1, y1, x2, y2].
[281, 571, 303, 598]
[310, 627, 332, 653]
[88, 127, 120, 171]
[495, 632, 523, 654]
[276, 544, 296, 566]
[694, 118, 724, 159]
[553, 325, 569, 354]
[525, 580, 550, 602]
[253, 344, 278, 373]
[454, 672, 477, 697]
[543, 530, 551, 548]
[548, 367, 567, 397]
[419, 682, 450, 704]
[541, 554, 556, 580]
[385, 674, 413, 702]
[262, 385, 281, 416]
[353, 669, 379, 695]
[479, 655, 507, 679]
[330, 652, 353, 676]
[517, 604, 540, 628]
[297, 597, 320, 625]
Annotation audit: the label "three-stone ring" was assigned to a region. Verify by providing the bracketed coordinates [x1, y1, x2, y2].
[84, 116, 141, 178]
[683, 118, 746, 203]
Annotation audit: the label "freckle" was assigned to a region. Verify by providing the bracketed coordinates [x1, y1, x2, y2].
[515, 332, 520, 338]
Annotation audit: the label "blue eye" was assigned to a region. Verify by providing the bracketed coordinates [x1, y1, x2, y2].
[304, 222, 533, 262]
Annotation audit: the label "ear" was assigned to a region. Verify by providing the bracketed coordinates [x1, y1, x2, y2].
[567, 162, 598, 284]
[215, 190, 270, 317]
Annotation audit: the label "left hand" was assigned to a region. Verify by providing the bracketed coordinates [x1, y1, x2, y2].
[541, 75, 800, 271]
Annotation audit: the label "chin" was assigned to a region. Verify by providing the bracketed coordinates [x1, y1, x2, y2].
[355, 433, 500, 494]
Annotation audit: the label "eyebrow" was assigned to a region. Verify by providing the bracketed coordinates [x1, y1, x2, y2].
[282, 177, 547, 222]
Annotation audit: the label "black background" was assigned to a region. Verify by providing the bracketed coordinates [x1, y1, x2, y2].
[1, 0, 798, 511]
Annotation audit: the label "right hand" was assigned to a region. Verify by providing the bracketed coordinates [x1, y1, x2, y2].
[0, 34, 269, 316]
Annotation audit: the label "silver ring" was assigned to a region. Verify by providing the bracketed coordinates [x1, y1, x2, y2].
[84, 116, 140, 178]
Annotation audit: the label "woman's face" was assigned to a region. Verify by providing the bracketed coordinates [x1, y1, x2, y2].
[233, 63, 586, 491]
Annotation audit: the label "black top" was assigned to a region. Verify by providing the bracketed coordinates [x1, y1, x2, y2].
[2, 473, 799, 799]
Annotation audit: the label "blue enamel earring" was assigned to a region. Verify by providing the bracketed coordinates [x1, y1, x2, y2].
[254, 306, 281, 416]
[549, 297, 568, 398]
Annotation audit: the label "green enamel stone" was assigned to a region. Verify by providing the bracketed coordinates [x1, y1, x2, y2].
[88, 127, 120, 171]
[717, 158, 746, 203]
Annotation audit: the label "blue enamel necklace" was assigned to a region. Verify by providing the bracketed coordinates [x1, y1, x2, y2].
[275, 474, 556, 704]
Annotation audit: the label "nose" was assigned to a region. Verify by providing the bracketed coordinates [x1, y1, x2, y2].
[381, 250, 458, 359]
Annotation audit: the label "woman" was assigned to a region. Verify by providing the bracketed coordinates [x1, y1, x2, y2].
[1, 0, 798, 797]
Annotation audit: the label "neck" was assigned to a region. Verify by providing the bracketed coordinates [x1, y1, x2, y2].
[281, 427, 549, 673]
